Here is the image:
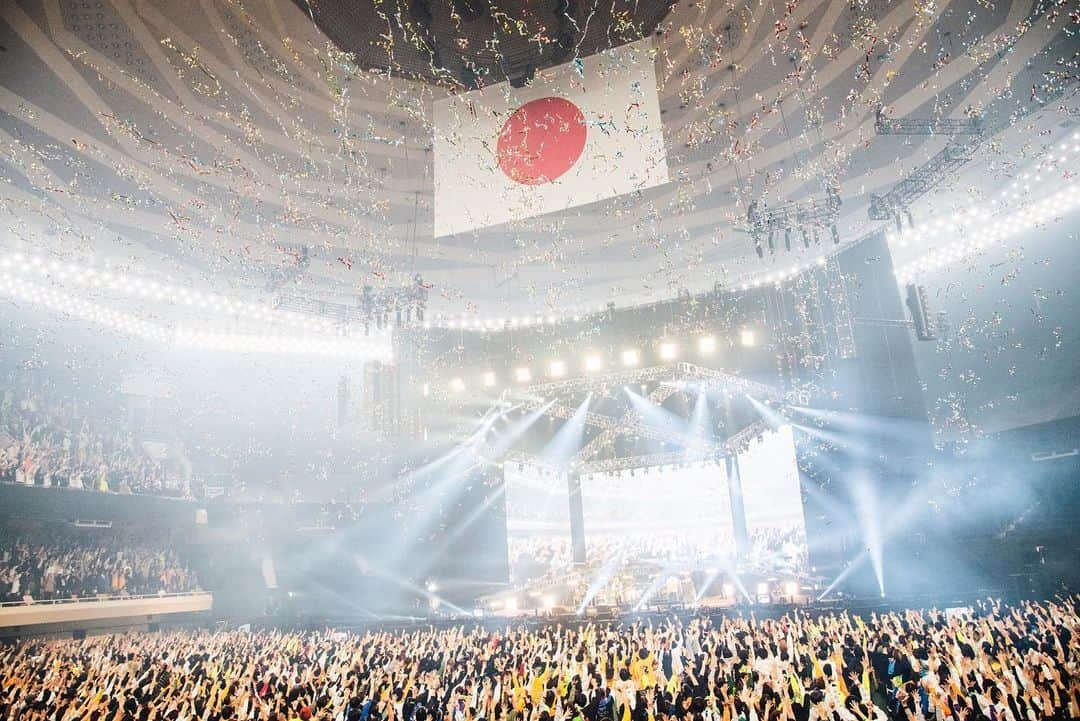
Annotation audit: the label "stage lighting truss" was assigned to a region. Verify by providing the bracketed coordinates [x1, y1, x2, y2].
[867, 140, 978, 221]
[579, 420, 771, 474]
[502, 364, 675, 398]
[890, 133, 1080, 282]
[514, 394, 689, 447]
[746, 185, 842, 256]
[508, 420, 772, 475]
[868, 83, 1077, 222]
[675, 363, 784, 402]
[502, 450, 563, 476]
[873, 107, 983, 136]
[276, 274, 429, 331]
[499, 364, 783, 465]
[501, 363, 783, 403]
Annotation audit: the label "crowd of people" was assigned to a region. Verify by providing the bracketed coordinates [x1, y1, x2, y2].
[0, 596, 1076, 721]
[0, 381, 188, 497]
[0, 524, 200, 602]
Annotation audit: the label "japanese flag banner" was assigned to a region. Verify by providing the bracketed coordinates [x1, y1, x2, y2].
[432, 38, 669, 237]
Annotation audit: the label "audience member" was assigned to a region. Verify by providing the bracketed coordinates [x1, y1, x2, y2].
[0, 381, 187, 497]
[0, 596, 1076, 721]
[0, 523, 199, 602]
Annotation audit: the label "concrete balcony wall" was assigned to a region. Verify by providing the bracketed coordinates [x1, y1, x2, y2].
[0, 592, 213, 637]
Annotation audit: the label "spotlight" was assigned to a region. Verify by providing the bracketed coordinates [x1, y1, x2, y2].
[450, 378, 465, 392]
[482, 371, 497, 388]
[426, 580, 439, 592]
[549, 360, 566, 378]
[658, 342, 678, 361]
[698, 335, 716, 354]
[621, 349, 640, 367]
[584, 354, 603, 372]
[514, 367, 532, 383]
[739, 329, 755, 347]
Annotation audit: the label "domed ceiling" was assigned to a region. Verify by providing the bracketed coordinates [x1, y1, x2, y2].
[0, 0, 1074, 322]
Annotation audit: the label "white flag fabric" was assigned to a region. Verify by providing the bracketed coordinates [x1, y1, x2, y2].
[433, 39, 669, 237]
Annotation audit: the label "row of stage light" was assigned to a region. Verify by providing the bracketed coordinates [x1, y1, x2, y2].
[443, 330, 757, 393]
[0, 270, 394, 359]
[891, 132, 1080, 282]
[482, 579, 805, 616]
[0, 252, 339, 333]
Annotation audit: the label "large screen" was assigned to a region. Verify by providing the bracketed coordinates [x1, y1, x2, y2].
[581, 462, 735, 567]
[504, 425, 809, 588]
[504, 464, 572, 583]
[736, 424, 808, 575]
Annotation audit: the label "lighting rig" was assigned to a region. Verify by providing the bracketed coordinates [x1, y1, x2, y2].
[514, 394, 692, 449]
[275, 274, 429, 333]
[264, 245, 310, 291]
[575, 420, 771, 474]
[867, 139, 979, 224]
[502, 363, 783, 406]
[496, 364, 784, 469]
[747, 185, 842, 258]
[868, 83, 1076, 225]
[874, 107, 982, 136]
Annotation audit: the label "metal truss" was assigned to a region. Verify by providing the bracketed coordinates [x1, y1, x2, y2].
[867, 139, 979, 220]
[516, 394, 690, 447]
[507, 420, 774, 475]
[501, 450, 564, 476]
[505, 363, 783, 404]
[746, 186, 842, 254]
[275, 275, 429, 328]
[579, 450, 720, 474]
[503, 365, 678, 399]
[571, 383, 681, 463]
[499, 364, 784, 465]
[868, 83, 1078, 221]
[874, 108, 982, 136]
[675, 363, 785, 402]
[747, 186, 842, 232]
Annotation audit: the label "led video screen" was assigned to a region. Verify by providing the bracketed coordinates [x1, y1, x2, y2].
[504, 464, 572, 583]
[505, 425, 808, 584]
[580, 425, 808, 575]
[581, 462, 735, 566]
[736, 425, 809, 574]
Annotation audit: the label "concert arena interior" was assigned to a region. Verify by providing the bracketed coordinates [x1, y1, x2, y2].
[0, 1, 1078, 720]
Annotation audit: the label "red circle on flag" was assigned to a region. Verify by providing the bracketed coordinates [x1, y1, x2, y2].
[496, 97, 587, 185]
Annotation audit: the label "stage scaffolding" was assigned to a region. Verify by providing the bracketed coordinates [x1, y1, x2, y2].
[498, 362, 784, 473]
